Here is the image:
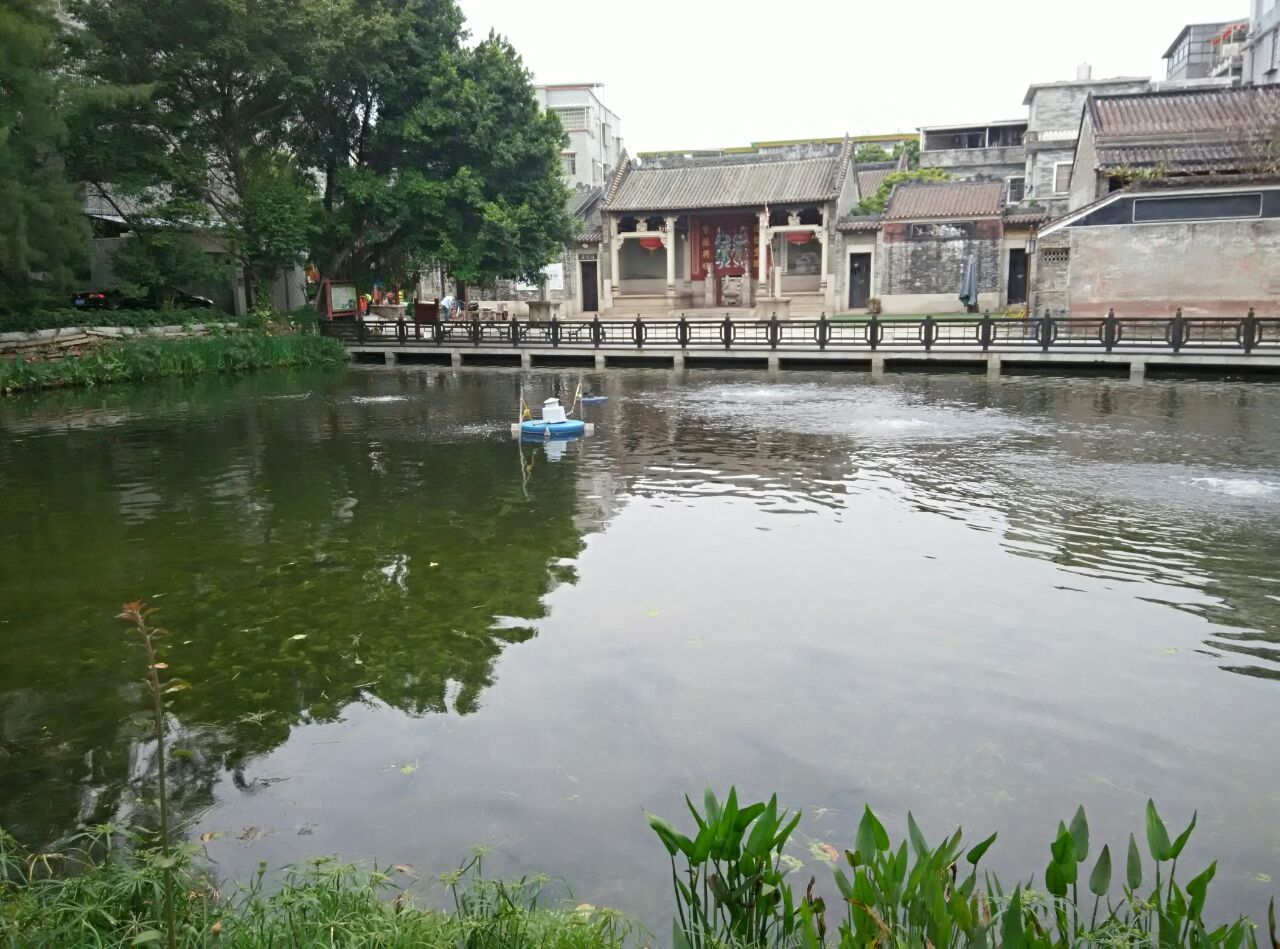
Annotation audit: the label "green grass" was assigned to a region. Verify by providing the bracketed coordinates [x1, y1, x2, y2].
[0, 330, 347, 394]
[0, 828, 635, 948]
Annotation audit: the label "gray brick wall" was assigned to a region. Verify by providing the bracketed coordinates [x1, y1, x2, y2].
[882, 237, 1001, 296]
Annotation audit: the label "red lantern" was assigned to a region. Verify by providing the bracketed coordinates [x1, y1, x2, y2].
[786, 231, 813, 245]
[639, 237, 663, 252]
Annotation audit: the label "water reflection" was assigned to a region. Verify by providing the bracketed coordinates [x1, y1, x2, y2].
[1, 366, 1278, 925]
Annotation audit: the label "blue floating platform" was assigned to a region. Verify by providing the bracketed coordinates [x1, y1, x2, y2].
[580, 396, 609, 405]
[516, 419, 588, 440]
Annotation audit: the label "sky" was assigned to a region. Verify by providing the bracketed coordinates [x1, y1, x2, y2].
[457, 0, 1249, 152]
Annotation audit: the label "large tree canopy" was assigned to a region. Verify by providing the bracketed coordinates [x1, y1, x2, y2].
[0, 0, 88, 306]
[61, 0, 571, 301]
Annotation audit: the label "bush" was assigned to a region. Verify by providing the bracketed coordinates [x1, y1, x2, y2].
[0, 331, 347, 394]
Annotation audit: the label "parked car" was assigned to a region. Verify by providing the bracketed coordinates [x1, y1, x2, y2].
[71, 288, 215, 311]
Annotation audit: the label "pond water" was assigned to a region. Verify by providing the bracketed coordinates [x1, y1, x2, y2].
[2, 366, 1279, 927]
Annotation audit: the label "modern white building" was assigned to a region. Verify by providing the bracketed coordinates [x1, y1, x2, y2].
[1244, 0, 1280, 84]
[535, 84, 623, 189]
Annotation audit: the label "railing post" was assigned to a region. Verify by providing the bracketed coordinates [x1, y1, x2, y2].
[868, 314, 881, 350]
[1103, 308, 1118, 353]
[632, 315, 645, 348]
[1242, 307, 1257, 353]
[510, 316, 521, 347]
[677, 314, 690, 348]
[432, 319, 445, 345]
[979, 313, 993, 352]
[1040, 308, 1053, 352]
[1170, 306, 1185, 353]
[768, 314, 780, 350]
[356, 318, 366, 344]
[923, 315, 935, 352]
[470, 314, 481, 346]
[720, 315, 735, 350]
[550, 316, 561, 348]
[396, 318, 407, 345]
[817, 313, 829, 350]
[590, 316, 601, 348]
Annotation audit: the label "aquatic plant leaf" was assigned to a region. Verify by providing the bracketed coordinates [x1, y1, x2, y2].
[907, 812, 929, 857]
[856, 805, 890, 857]
[1186, 861, 1217, 919]
[1069, 805, 1089, 862]
[1127, 833, 1143, 890]
[1089, 844, 1112, 897]
[1170, 810, 1198, 860]
[1146, 800, 1172, 861]
[967, 831, 997, 866]
[131, 932, 162, 945]
[1045, 860, 1068, 897]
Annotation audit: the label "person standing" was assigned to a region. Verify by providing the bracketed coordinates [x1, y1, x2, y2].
[440, 291, 455, 321]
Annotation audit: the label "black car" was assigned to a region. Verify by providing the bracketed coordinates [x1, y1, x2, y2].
[71, 288, 215, 311]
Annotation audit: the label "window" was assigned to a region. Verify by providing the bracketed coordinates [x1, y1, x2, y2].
[1041, 247, 1069, 265]
[550, 106, 588, 129]
[1132, 192, 1262, 223]
[1007, 177, 1026, 204]
[561, 153, 576, 176]
[1053, 163, 1073, 194]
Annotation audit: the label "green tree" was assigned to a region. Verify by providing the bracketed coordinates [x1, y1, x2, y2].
[67, 0, 323, 306]
[893, 138, 921, 169]
[294, 0, 467, 288]
[857, 167, 950, 215]
[111, 228, 223, 307]
[0, 0, 88, 307]
[854, 142, 891, 164]
[299, 9, 571, 291]
[431, 33, 573, 287]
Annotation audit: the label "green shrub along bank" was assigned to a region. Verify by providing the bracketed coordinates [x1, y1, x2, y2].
[0, 332, 347, 394]
[0, 309, 239, 334]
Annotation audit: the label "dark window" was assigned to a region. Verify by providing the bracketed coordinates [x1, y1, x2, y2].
[1132, 192, 1263, 223]
[1007, 177, 1025, 203]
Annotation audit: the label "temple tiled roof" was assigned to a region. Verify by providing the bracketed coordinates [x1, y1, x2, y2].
[1002, 210, 1050, 226]
[603, 144, 850, 212]
[1087, 86, 1280, 173]
[568, 185, 604, 241]
[855, 162, 897, 200]
[884, 180, 1005, 220]
[1089, 86, 1279, 137]
[836, 214, 884, 232]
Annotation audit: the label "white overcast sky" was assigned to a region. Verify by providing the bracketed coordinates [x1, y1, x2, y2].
[457, 0, 1248, 151]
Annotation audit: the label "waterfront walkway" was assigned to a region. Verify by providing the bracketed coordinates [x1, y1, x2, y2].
[323, 313, 1280, 378]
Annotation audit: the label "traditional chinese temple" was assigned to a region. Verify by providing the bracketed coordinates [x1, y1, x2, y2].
[598, 140, 857, 317]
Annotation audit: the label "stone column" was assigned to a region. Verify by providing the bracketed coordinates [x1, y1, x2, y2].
[664, 216, 677, 304]
[609, 230, 622, 307]
[818, 220, 829, 300]
[757, 210, 769, 290]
